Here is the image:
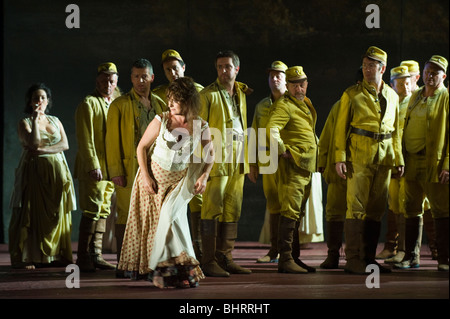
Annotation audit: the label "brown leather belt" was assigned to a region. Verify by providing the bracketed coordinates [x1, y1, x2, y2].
[350, 127, 392, 141]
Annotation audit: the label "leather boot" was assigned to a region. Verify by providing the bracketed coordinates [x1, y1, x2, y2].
[343, 219, 366, 274]
[292, 220, 315, 272]
[320, 221, 344, 269]
[385, 214, 405, 263]
[434, 217, 449, 271]
[91, 218, 116, 270]
[412, 216, 423, 266]
[277, 216, 307, 274]
[201, 219, 229, 277]
[394, 216, 421, 269]
[257, 214, 280, 263]
[76, 215, 96, 272]
[376, 210, 397, 259]
[216, 222, 252, 274]
[362, 219, 391, 273]
[423, 210, 438, 260]
[190, 211, 202, 261]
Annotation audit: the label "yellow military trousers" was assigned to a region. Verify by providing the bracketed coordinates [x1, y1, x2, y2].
[262, 173, 281, 215]
[325, 178, 347, 222]
[404, 154, 449, 219]
[189, 194, 203, 213]
[276, 157, 312, 221]
[78, 179, 115, 220]
[114, 185, 133, 225]
[388, 177, 405, 215]
[346, 162, 391, 221]
[201, 173, 245, 222]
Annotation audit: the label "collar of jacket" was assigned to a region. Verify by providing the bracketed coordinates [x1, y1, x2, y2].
[361, 79, 390, 99]
[215, 78, 253, 96]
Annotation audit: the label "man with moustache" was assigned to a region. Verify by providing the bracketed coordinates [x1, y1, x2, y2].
[105, 58, 166, 274]
[397, 55, 449, 271]
[75, 62, 121, 272]
[199, 50, 253, 277]
[266, 66, 318, 274]
[334, 46, 404, 274]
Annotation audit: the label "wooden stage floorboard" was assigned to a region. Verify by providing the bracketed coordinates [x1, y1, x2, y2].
[0, 242, 448, 309]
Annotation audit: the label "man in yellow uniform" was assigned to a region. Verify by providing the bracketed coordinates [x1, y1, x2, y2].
[334, 46, 404, 274]
[199, 50, 252, 277]
[248, 61, 288, 263]
[401, 60, 421, 92]
[266, 66, 317, 274]
[153, 49, 204, 102]
[377, 66, 412, 261]
[318, 68, 363, 269]
[397, 55, 449, 271]
[153, 49, 204, 260]
[75, 62, 120, 272]
[105, 58, 167, 273]
[401, 60, 437, 260]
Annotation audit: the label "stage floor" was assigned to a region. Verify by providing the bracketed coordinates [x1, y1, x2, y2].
[0, 242, 448, 302]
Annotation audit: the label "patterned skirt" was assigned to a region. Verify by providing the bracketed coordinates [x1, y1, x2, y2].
[118, 161, 204, 288]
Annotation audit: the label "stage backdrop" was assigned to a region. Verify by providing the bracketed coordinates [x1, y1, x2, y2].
[2, 0, 449, 243]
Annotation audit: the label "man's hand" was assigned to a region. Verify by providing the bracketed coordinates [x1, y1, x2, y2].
[89, 169, 103, 181]
[336, 162, 347, 179]
[111, 175, 126, 187]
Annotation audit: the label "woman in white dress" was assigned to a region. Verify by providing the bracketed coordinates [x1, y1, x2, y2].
[118, 77, 214, 288]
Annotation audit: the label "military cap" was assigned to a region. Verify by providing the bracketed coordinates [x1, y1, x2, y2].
[364, 46, 387, 64]
[400, 60, 420, 75]
[390, 66, 410, 81]
[97, 62, 118, 75]
[425, 55, 448, 73]
[267, 61, 288, 73]
[286, 66, 307, 82]
[161, 49, 183, 64]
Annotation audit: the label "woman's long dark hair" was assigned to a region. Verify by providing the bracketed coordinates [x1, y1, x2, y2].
[166, 77, 200, 133]
[24, 83, 53, 115]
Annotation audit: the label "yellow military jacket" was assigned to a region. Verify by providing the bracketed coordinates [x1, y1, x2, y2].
[105, 88, 167, 185]
[74, 89, 115, 180]
[249, 95, 274, 169]
[199, 79, 250, 177]
[266, 92, 318, 173]
[153, 82, 204, 103]
[318, 100, 341, 183]
[334, 80, 404, 167]
[403, 85, 449, 182]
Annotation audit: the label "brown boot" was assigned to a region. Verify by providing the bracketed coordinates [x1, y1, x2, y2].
[216, 222, 252, 274]
[343, 219, 366, 274]
[292, 220, 315, 272]
[320, 221, 344, 269]
[200, 219, 229, 277]
[257, 214, 280, 263]
[385, 214, 405, 263]
[76, 215, 96, 272]
[394, 217, 421, 269]
[376, 210, 398, 259]
[91, 218, 116, 270]
[277, 216, 307, 274]
[362, 219, 391, 273]
[435, 217, 449, 271]
[190, 211, 202, 261]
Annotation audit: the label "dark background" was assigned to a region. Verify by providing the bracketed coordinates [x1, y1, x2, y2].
[2, 0, 449, 243]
